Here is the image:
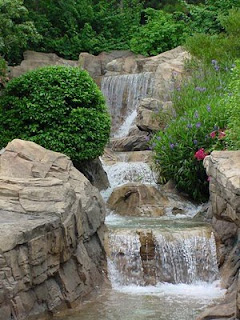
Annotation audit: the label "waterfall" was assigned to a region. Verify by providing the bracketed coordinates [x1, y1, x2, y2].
[107, 228, 219, 287]
[101, 72, 154, 136]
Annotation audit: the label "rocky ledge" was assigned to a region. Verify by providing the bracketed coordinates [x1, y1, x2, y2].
[0, 140, 107, 320]
[199, 151, 240, 320]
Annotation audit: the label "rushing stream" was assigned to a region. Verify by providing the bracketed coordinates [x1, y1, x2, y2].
[55, 70, 226, 320]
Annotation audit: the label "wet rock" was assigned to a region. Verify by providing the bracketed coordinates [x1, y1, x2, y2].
[74, 158, 109, 191]
[108, 183, 168, 217]
[110, 132, 150, 152]
[0, 139, 107, 319]
[107, 183, 196, 217]
[101, 149, 152, 166]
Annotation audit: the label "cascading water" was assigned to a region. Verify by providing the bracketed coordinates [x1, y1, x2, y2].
[101, 72, 154, 136]
[107, 227, 219, 287]
[55, 62, 226, 320]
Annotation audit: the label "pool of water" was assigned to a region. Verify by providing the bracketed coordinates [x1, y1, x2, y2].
[54, 282, 225, 320]
[106, 214, 210, 230]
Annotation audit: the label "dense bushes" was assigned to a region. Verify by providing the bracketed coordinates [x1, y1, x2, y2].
[0, 0, 40, 65]
[130, 8, 188, 56]
[2, 0, 239, 65]
[0, 66, 111, 161]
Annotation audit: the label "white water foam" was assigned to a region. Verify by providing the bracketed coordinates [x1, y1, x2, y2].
[101, 161, 157, 201]
[101, 72, 154, 135]
[113, 281, 226, 300]
[114, 109, 137, 138]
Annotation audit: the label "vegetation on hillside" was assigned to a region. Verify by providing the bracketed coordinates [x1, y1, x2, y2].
[1, 0, 239, 65]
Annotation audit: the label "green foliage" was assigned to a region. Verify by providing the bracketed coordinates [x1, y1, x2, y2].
[181, 0, 240, 34]
[0, 66, 111, 161]
[152, 62, 233, 202]
[0, 56, 7, 87]
[185, 8, 240, 63]
[0, 0, 40, 64]
[130, 8, 188, 56]
[224, 60, 240, 150]
[24, 0, 143, 59]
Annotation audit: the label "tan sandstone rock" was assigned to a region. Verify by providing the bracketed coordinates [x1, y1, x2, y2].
[199, 151, 240, 320]
[107, 183, 196, 217]
[9, 51, 79, 79]
[0, 139, 107, 320]
[107, 183, 168, 217]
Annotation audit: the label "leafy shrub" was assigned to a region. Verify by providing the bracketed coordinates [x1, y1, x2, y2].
[0, 0, 40, 64]
[185, 8, 240, 64]
[0, 65, 111, 161]
[224, 60, 240, 149]
[152, 63, 233, 202]
[130, 8, 188, 56]
[182, 0, 240, 34]
[0, 56, 7, 87]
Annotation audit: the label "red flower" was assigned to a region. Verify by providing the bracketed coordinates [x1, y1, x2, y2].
[218, 130, 226, 139]
[210, 131, 216, 138]
[194, 148, 208, 161]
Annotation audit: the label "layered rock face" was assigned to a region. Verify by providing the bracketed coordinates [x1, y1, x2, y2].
[0, 140, 107, 320]
[9, 51, 79, 79]
[199, 151, 240, 320]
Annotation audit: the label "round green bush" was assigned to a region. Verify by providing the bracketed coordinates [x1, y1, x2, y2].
[0, 65, 111, 161]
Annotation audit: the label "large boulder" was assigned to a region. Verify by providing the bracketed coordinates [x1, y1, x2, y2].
[79, 50, 138, 78]
[110, 131, 150, 152]
[107, 183, 197, 217]
[200, 151, 240, 320]
[136, 98, 176, 132]
[107, 183, 168, 217]
[0, 139, 107, 320]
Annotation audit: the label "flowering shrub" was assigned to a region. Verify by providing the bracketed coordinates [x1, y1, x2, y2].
[194, 148, 208, 161]
[152, 62, 232, 202]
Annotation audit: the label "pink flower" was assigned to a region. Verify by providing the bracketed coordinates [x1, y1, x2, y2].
[194, 148, 208, 161]
[210, 131, 216, 138]
[218, 130, 226, 139]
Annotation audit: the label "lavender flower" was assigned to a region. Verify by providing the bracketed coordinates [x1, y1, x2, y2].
[193, 139, 198, 145]
[214, 125, 219, 130]
[170, 143, 175, 149]
[196, 122, 201, 128]
[195, 86, 206, 92]
[211, 59, 218, 65]
[206, 105, 211, 112]
[194, 111, 199, 118]
[187, 123, 193, 129]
